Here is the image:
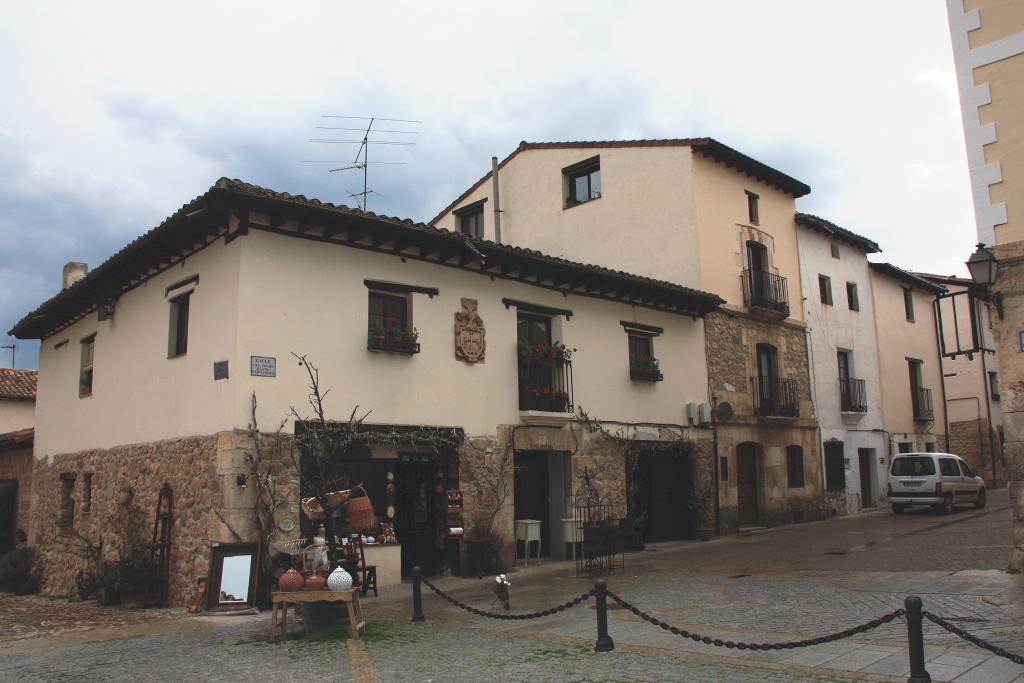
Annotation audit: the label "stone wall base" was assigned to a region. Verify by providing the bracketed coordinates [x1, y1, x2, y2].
[949, 418, 1004, 486]
[0, 446, 33, 550]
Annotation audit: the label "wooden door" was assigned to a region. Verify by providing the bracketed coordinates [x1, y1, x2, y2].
[636, 453, 693, 542]
[736, 445, 758, 527]
[514, 451, 550, 556]
[0, 481, 16, 556]
[858, 449, 874, 507]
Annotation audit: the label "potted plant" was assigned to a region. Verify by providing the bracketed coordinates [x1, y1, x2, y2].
[629, 354, 663, 381]
[690, 480, 716, 541]
[517, 340, 575, 364]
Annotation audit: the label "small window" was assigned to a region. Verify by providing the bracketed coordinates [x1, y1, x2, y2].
[627, 334, 661, 381]
[830, 242, 840, 259]
[846, 282, 859, 311]
[168, 291, 191, 358]
[59, 474, 76, 528]
[786, 446, 805, 488]
[824, 442, 846, 491]
[989, 371, 1000, 401]
[564, 156, 601, 205]
[367, 291, 417, 353]
[82, 473, 93, 514]
[720, 456, 729, 481]
[903, 287, 915, 322]
[925, 442, 937, 453]
[746, 190, 759, 225]
[818, 275, 833, 306]
[79, 335, 95, 397]
[898, 442, 914, 454]
[460, 208, 484, 238]
[454, 200, 486, 238]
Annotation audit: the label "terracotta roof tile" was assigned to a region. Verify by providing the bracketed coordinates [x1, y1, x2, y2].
[0, 427, 33, 452]
[0, 369, 36, 400]
[794, 213, 881, 254]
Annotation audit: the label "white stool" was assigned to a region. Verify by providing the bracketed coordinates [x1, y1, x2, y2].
[515, 519, 542, 565]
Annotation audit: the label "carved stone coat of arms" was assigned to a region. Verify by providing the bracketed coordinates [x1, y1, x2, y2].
[454, 298, 486, 363]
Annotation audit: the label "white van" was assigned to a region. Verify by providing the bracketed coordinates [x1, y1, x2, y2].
[887, 453, 985, 514]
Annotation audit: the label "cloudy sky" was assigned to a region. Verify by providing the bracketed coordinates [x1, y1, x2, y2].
[0, 1, 975, 369]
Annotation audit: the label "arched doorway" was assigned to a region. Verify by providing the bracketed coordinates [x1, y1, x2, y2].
[736, 443, 760, 527]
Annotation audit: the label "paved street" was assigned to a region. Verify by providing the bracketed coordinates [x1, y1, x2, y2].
[2, 491, 1022, 682]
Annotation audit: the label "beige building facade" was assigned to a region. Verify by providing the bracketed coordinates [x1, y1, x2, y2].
[947, 0, 1024, 568]
[868, 264, 948, 454]
[434, 139, 827, 531]
[11, 178, 722, 603]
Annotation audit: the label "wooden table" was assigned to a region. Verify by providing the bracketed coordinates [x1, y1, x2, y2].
[270, 589, 365, 640]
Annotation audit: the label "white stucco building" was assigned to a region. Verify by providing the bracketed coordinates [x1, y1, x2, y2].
[795, 215, 888, 514]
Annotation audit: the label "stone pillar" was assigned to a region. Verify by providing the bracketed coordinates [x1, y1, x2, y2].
[992, 242, 1024, 571]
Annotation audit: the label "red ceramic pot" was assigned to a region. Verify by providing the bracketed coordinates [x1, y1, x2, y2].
[304, 572, 327, 591]
[279, 568, 304, 592]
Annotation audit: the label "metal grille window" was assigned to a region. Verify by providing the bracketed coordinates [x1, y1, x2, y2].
[786, 446, 805, 488]
[819, 275, 833, 305]
[168, 291, 191, 358]
[846, 282, 859, 311]
[824, 442, 846, 491]
[79, 335, 95, 398]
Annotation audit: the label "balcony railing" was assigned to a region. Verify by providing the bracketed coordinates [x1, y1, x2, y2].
[839, 377, 867, 413]
[742, 270, 790, 318]
[751, 376, 799, 418]
[518, 356, 574, 412]
[912, 386, 934, 422]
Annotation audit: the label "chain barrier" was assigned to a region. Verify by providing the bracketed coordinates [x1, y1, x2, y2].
[420, 575, 595, 621]
[922, 611, 1024, 666]
[605, 590, 905, 651]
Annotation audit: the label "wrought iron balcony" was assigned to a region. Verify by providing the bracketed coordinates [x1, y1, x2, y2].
[912, 387, 934, 422]
[839, 377, 867, 413]
[518, 355, 574, 412]
[742, 270, 790, 318]
[751, 376, 799, 418]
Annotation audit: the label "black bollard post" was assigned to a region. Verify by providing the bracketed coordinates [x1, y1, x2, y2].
[594, 579, 615, 652]
[412, 565, 426, 622]
[905, 596, 931, 683]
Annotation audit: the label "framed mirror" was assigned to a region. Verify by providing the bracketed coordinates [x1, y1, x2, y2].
[207, 543, 259, 611]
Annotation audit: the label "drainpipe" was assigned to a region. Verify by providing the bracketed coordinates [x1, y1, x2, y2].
[491, 156, 502, 244]
[712, 420, 721, 536]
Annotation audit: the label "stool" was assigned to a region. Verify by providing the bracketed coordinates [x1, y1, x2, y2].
[515, 519, 542, 566]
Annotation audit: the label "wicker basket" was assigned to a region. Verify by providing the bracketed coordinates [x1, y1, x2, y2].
[324, 489, 351, 510]
[300, 497, 326, 521]
[346, 485, 377, 532]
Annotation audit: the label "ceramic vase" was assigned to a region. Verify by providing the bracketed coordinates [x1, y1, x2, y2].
[304, 572, 327, 591]
[279, 568, 304, 592]
[327, 565, 353, 591]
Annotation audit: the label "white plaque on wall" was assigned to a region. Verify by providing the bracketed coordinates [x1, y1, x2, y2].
[250, 356, 277, 377]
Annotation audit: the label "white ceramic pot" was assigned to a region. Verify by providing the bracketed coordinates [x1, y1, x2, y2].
[327, 565, 353, 591]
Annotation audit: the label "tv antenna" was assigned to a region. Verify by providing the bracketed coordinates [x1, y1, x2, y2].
[307, 115, 421, 211]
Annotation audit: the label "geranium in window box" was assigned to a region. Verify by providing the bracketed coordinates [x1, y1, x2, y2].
[629, 355, 663, 382]
[368, 321, 420, 354]
[517, 340, 575, 364]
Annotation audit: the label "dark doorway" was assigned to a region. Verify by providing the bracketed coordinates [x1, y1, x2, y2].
[395, 454, 438, 577]
[631, 450, 694, 542]
[858, 449, 875, 508]
[514, 451, 550, 557]
[736, 443, 759, 527]
[747, 240, 769, 302]
[0, 480, 16, 556]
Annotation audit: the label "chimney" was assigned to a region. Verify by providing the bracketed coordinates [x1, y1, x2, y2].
[62, 262, 88, 290]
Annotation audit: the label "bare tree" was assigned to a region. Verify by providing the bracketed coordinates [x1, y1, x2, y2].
[244, 392, 287, 581]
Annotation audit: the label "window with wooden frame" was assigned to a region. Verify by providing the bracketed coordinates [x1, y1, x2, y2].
[745, 190, 759, 225]
[903, 287, 915, 322]
[82, 473, 93, 514]
[720, 456, 729, 481]
[168, 291, 191, 358]
[846, 282, 859, 311]
[627, 333, 662, 382]
[989, 371, 1000, 401]
[455, 200, 485, 238]
[564, 156, 601, 206]
[786, 446, 805, 488]
[830, 242, 841, 259]
[818, 275, 833, 306]
[824, 442, 846, 491]
[367, 291, 417, 353]
[79, 334, 95, 397]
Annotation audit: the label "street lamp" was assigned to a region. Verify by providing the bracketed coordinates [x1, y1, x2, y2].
[966, 243, 1003, 319]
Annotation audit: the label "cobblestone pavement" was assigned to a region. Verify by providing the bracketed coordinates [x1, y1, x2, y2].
[2, 490, 1021, 682]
